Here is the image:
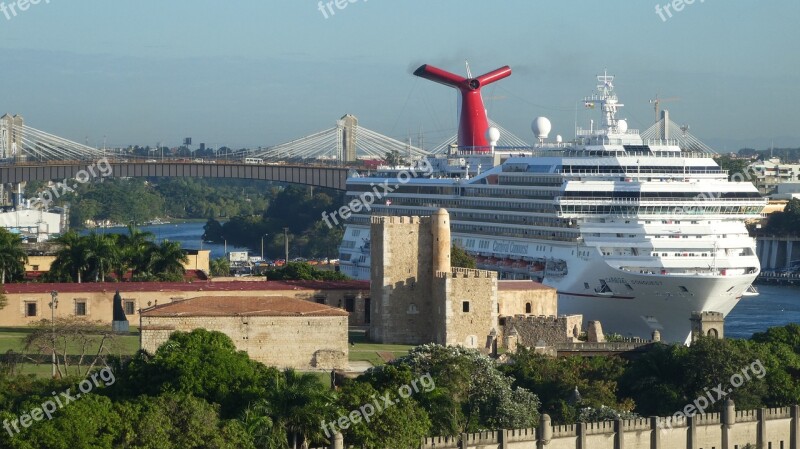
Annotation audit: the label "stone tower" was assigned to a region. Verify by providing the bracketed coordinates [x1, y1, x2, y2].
[690, 311, 724, 342]
[338, 114, 358, 163]
[431, 208, 450, 274]
[369, 209, 498, 350]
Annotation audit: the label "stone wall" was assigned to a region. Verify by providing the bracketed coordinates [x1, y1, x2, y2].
[414, 404, 800, 449]
[370, 215, 434, 344]
[1, 284, 368, 327]
[500, 315, 583, 347]
[140, 314, 348, 370]
[497, 282, 557, 317]
[432, 268, 498, 350]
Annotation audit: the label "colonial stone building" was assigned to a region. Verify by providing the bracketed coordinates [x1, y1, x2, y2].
[139, 296, 348, 370]
[0, 280, 369, 327]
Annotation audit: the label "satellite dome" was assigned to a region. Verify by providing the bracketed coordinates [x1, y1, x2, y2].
[486, 127, 500, 145]
[556, 135, 563, 143]
[531, 117, 552, 139]
[617, 119, 628, 134]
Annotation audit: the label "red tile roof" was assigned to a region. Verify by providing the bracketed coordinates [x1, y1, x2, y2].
[140, 296, 349, 317]
[2, 280, 369, 295]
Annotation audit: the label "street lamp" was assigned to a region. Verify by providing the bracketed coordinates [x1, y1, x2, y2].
[283, 227, 289, 263]
[49, 291, 58, 378]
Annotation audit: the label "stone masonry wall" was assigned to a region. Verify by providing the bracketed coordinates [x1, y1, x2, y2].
[370, 216, 434, 344]
[501, 315, 583, 347]
[432, 268, 498, 350]
[497, 288, 557, 317]
[139, 315, 348, 370]
[1, 287, 367, 327]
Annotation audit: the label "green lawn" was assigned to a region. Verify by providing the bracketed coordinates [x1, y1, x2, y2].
[2, 327, 414, 377]
[0, 327, 141, 357]
[348, 330, 413, 366]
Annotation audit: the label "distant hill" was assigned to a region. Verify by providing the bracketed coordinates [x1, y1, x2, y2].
[737, 147, 800, 163]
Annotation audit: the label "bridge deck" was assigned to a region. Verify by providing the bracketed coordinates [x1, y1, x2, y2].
[0, 161, 350, 190]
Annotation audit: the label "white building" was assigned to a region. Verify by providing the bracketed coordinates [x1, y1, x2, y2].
[0, 208, 62, 241]
[770, 182, 800, 201]
[748, 158, 800, 194]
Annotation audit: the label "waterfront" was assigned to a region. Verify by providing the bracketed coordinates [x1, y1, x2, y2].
[87, 222, 798, 339]
[84, 221, 249, 260]
[726, 283, 800, 339]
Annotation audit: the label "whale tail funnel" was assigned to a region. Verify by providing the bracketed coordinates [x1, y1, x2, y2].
[414, 64, 511, 151]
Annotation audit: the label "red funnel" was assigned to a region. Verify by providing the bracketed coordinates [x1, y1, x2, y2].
[414, 64, 511, 151]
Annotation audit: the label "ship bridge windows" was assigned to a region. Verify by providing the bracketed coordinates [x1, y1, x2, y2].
[623, 145, 652, 152]
[525, 165, 556, 173]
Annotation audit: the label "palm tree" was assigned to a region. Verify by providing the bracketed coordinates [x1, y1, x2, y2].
[240, 401, 287, 449]
[152, 240, 188, 279]
[118, 224, 157, 278]
[85, 233, 118, 282]
[51, 230, 90, 283]
[268, 369, 338, 449]
[0, 228, 27, 284]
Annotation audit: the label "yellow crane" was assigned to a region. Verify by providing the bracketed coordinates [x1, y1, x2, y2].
[649, 95, 680, 125]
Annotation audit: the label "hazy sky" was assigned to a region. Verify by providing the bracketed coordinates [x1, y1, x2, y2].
[0, 0, 797, 151]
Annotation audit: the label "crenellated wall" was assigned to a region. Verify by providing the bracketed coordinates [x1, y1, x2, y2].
[339, 402, 800, 449]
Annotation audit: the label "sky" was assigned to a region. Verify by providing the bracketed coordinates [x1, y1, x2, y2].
[0, 0, 798, 152]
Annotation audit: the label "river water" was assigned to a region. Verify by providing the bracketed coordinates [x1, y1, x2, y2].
[91, 222, 798, 340]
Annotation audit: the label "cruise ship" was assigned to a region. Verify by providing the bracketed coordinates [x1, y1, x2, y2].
[338, 64, 766, 343]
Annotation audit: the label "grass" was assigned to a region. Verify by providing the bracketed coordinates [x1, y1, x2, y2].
[348, 330, 413, 366]
[0, 326, 141, 359]
[2, 327, 415, 377]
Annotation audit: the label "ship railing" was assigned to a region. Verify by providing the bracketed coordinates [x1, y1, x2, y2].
[556, 197, 765, 204]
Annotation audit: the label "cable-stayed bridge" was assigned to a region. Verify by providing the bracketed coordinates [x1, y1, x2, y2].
[640, 111, 716, 154]
[0, 114, 106, 161]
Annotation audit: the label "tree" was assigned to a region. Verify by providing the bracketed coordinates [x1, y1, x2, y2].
[0, 228, 27, 284]
[265, 262, 348, 281]
[337, 380, 431, 449]
[265, 369, 338, 449]
[0, 393, 124, 449]
[22, 318, 119, 378]
[118, 224, 158, 278]
[239, 401, 286, 449]
[451, 245, 476, 269]
[152, 240, 189, 281]
[383, 150, 406, 167]
[203, 218, 225, 243]
[84, 233, 118, 282]
[115, 328, 277, 418]
[115, 394, 255, 449]
[210, 257, 231, 277]
[50, 230, 91, 283]
[504, 348, 631, 424]
[362, 344, 540, 436]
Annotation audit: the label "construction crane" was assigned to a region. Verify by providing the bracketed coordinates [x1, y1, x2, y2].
[649, 95, 680, 125]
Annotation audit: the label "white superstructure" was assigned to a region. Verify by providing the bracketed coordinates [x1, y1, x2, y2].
[338, 72, 766, 343]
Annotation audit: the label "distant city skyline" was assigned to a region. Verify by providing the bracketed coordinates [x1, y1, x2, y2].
[0, 0, 798, 152]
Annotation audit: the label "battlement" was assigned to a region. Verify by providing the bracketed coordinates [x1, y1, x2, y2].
[622, 417, 651, 431]
[371, 215, 430, 225]
[413, 404, 800, 449]
[691, 310, 724, 319]
[735, 409, 758, 422]
[435, 267, 497, 279]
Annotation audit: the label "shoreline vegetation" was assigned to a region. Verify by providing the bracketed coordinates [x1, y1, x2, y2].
[3, 324, 800, 447]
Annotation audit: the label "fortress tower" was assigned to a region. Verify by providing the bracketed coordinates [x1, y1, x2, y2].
[369, 209, 498, 349]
